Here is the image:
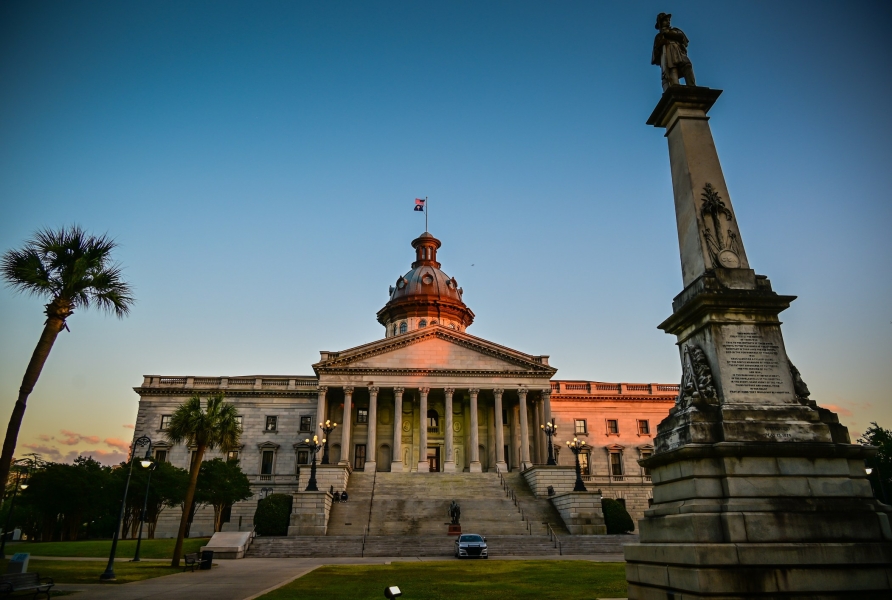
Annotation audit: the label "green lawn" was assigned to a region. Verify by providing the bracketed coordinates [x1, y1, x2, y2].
[259, 560, 627, 600]
[3, 537, 209, 559]
[0, 559, 183, 585]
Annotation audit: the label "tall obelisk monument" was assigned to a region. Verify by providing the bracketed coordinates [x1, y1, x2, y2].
[624, 13, 892, 599]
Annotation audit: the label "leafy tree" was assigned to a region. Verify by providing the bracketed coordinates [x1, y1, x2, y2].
[195, 459, 252, 532]
[110, 459, 190, 539]
[0, 226, 134, 488]
[165, 392, 241, 566]
[859, 422, 892, 503]
[254, 494, 292, 536]
[601, 498, 635, 534]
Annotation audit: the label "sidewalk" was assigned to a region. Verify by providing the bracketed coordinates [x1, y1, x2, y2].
[53, 554, 626, 599]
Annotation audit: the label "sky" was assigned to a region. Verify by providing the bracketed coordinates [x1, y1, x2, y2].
[1, 1, 890, 465]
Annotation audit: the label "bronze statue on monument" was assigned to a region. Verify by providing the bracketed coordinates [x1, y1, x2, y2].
[651, 12, 697, 91]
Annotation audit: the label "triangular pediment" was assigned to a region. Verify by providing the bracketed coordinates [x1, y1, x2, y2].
[314, 327, 555, 375]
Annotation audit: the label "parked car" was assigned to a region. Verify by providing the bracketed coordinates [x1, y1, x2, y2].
[454, 533, 488, 559]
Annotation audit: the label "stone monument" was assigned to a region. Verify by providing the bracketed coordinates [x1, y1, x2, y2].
[624, 16, 892, 599]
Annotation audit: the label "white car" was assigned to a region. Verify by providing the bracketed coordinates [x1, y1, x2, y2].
[454, 533, 488, 559]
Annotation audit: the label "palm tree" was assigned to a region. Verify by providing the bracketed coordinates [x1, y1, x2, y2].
[165, 392, 241, 567]
[0, 226, 133, 489]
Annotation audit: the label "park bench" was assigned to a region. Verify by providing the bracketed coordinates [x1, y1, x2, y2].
[183, 552, 200, 572]
[0, 572, 54, 599]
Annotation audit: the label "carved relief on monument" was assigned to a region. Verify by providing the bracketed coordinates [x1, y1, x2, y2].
[700, 183, 741, 269]
[679, 344, 718, 409]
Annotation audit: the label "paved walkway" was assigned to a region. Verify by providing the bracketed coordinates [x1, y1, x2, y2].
[51, 554, 626, 599]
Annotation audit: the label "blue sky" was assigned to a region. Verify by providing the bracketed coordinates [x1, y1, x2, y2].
[1, 1, 890, 464]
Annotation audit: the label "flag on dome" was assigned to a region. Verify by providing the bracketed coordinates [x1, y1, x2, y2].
[414, 198, 425, 211]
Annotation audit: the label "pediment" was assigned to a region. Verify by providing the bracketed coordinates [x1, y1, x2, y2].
[314, 328, 555, 375]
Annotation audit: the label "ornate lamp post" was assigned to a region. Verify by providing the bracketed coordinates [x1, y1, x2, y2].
[541, 419, 558, 466]
[319, 420, 337, 465]
[304, 435, 325, 492]
[566, 438, 588, 492]
[0, 458, 31, 559]
[100, 435, 151, 581]
[131, 459, 157, 562]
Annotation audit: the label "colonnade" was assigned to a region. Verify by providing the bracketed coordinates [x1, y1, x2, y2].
[316, 385, 552, 473]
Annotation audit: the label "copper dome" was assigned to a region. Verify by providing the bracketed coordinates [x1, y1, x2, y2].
[377, 232, 474, 336]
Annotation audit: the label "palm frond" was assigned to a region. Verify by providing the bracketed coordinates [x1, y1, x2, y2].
[165, 393, 242, 452]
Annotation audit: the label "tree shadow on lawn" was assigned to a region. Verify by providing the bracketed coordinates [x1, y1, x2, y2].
[260, 560, 627, 600]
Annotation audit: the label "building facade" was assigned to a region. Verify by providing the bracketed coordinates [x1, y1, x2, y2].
[132, 232, 677, 535]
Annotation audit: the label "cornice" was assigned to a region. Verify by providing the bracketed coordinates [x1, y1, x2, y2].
[316, 367, 553, 379]
[551, 395, 677, 403]
[133, 387, 317, 398]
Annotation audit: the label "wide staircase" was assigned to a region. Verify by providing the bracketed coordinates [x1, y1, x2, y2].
[247, 470, 635, 558]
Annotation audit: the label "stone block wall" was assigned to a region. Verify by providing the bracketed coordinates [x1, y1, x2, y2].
[522, 465, 577, 497]
[288, 491, 333, 536]
[550, 491, 607, 535]
[300, 464, 351, 494]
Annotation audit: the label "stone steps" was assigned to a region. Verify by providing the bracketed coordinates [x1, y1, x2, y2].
[556, 534, 637, 555]
[247, 535, 363, 557]
[326, 471, 376, 536]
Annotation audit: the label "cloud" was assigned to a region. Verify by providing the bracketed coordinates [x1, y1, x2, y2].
[59, 430, 100, 445]
[104, 437, 130, 452]
[20, 443, 62, 459]
[123, 424, 135, 430]
[38, 434, 53, 442]
[824, 404, 854, 418]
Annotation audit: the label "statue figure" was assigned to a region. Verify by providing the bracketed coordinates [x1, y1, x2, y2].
[651, 13, 697, 92]
[788, 361, 811, 400]
[448, 500, 461, 526]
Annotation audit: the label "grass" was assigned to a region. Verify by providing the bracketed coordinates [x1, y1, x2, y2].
[0, 559, 183, 585]
[2, 537, 209, 559]
[259, 560, 628, 600]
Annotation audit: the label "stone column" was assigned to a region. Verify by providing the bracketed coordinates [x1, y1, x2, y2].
[416, 387, 430, 473]
[542, 389, 553, 462]
[518, 388, 531, 470]
[365, 386, 378, 472]
[532, 396, 542, 464]
[468, 388, 482, 472]
[391, 387, 404, 472]
[443, 388, 456, 472]
[493, 389, 506, 472]
[316, 386, 327, 429]
[340, 386, 353, 466]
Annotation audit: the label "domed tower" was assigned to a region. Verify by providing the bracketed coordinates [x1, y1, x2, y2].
[377, 232, 474, 337]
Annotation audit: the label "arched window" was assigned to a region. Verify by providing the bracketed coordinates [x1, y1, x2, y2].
[427, 409, 439, 432]
[399, 322, 407, 334]
[419, 319, 427, 328]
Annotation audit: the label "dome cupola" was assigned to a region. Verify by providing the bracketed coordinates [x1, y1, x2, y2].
[377, 232, 474, 337]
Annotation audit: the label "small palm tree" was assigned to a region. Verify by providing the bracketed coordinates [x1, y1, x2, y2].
[165, 392, 241, 567]
[0, 226, 133, 489]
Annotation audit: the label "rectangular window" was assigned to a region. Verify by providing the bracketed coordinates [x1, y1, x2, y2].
[579, 452, 590, 475]
[235, 416, 243, 429]
[354, 444, 367, 471]
[638, 419, 650, 435]
[160, 415, 171, 431]
[299, 416, 312, 432]
[574, 419, 587, 435]
[607, 419, 619, 435]
[261, 450, 274, 475]
[265, 416, 278, 432]
[610, 452, 623, 476]
[227, 450, 239, 462]
[357, 408, 369, 424]
[297, 450, 309, 465]
[641, 451, 653, 477]
[154, 449, 168, 463]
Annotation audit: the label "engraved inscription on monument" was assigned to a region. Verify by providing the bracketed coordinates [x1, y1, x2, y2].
[720, 325, 790, 398]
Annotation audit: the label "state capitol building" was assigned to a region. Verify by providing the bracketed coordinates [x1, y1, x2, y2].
[133, 231, 677, 536]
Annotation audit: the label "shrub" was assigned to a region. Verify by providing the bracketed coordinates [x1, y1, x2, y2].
[601, 498, 634, 534]
[253, 494, 293, 536]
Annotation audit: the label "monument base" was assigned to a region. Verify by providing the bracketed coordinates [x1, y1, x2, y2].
[447, 524, 462, 536]
[550, 491, 607, 535]
[287, 491, 333, 536]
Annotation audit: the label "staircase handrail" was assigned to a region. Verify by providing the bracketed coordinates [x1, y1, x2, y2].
[546, 522, 562, 554]
[361, 470, 377, 557]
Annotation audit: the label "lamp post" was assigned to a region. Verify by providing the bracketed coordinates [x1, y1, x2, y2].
[319, 420, 337, 465]
[259, 487, 273, 500]
[566, 438, 588, 492]
[304, 435, 325, 492]
[541, 419, 557, 466]
[131, 459, 157, 562]
[0, 458, 31, 559]
[100, 435, 151, 582]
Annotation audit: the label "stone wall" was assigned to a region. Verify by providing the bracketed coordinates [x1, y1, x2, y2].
[550, 491, 607, 535]
[522, 465, 577, 497]
[288, 491, 333, 536]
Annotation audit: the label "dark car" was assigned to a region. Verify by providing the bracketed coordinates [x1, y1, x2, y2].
[454, 533, 488, 559]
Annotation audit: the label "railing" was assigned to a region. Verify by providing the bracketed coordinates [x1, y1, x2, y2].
[361, 470, 377, 557]
[498, 472, 531, 535]
[580, 474, 651, 484]
[158, 377, 186, 385]
[142, 375, 319, 390]
[427, 426, 439, 434]
[546, 523, 562, 555]
[259, 474, 271, 481]
[548, 381, 679, 396]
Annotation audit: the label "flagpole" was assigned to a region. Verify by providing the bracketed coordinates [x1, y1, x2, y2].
[425, 196, 428, 232]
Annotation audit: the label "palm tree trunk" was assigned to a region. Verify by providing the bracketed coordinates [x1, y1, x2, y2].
[0, 316, 65, 490]
[171, 444, 205, 567]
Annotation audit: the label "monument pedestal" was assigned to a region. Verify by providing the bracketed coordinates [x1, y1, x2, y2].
[625, 85, 892, 598]
[447, 524, 462, 536]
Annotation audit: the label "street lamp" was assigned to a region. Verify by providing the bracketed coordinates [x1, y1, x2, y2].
[100, 435, 151, 581]
[566, 438, 588, 492]
[304, 435, 325, 492]
[541, 419, 558, 466]
[319, 420, 337, 465]
[259, 487, 274, 500]
[131, 459, 158, 562]
[0, 458, 31, 559]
